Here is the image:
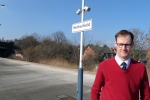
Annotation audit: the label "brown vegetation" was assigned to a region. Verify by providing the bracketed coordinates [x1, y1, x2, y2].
[146, 48, 150, 80]
[10, 29, 150, 78]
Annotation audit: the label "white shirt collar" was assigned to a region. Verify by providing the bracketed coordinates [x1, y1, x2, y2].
[115, 55, 131, 69]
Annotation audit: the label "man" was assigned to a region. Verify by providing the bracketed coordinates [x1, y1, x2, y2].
[91, 30, 150, 100]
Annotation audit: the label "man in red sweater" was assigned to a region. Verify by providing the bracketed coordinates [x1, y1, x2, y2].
[91, 30, 150, 100]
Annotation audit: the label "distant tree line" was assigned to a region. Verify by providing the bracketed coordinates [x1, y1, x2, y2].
[14, 28, 150, 72]
[17, 31, 77, 63]
[14, 31, 105, 70]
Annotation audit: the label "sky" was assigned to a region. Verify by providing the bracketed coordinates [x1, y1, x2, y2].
[0, 0, 150, 46]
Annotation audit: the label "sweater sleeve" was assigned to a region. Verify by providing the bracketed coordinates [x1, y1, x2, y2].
[90, 63, 105, 100]
[140, 66, 150, 100]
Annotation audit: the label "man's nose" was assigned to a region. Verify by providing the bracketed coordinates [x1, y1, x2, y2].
[122, 45, 126, 49]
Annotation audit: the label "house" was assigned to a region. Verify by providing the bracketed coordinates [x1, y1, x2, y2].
[83, 45, 116, 62]
[98, 46, 116, 60]
[83, 46, 95, 59]
[0, 41, 22, 58]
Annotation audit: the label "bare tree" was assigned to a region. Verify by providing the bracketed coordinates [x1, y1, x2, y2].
[145, 28, 150, 47]
[129, 28, 147, 61]
[40, 36, 56, 59]
[83, 32, 94, 46]
[95, 40, 105, 47]
[71, 33, 80, 46]
[71, 32, 94, 46]
[19, 33, 40, 49]
[51, 31, 68, 44]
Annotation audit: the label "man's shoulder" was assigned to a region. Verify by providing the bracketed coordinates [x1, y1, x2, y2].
[130, 58, 145, 68]
[101, 57, 115, 65]
[98, 58, 116, 70]
[131, 59, 143, 64]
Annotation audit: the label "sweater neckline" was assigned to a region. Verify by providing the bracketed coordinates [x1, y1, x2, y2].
[113, 58, 132, 73]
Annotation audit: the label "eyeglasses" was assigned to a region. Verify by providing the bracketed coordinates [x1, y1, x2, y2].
[116, 43, 132, 48]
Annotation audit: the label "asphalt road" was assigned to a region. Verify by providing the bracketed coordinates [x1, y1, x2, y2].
[0, 58, 95, 100]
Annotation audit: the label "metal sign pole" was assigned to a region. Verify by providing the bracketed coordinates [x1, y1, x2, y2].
[77, 0, 84, 100]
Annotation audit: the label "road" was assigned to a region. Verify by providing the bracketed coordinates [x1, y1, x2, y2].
[0, 58, 95, 100]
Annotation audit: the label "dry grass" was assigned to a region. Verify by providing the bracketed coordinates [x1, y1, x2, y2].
[39, 58, 79, 69]
[10, 56, 96, 72]
[40, 59, 97, 72]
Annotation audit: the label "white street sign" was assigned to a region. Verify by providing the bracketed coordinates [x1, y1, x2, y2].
[72, 19, 92, 33]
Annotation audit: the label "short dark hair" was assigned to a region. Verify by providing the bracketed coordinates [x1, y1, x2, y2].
[115, 30, 134, 43]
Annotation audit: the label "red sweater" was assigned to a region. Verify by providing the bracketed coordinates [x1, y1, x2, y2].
[91, 58, 150, 100]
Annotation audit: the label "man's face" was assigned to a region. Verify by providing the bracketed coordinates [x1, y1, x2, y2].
[114, 35, 134, 60]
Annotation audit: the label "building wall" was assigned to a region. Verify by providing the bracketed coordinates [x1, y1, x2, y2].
[83, 46, 95, 59]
